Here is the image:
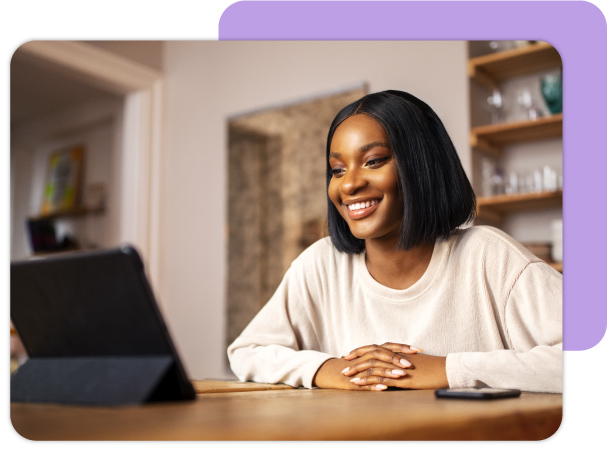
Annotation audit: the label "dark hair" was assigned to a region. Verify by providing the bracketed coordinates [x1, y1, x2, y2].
[326, 90, 476, 253]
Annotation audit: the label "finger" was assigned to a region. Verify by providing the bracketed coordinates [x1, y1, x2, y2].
[341, 359, 409, 377]
[356, 384, 389, 391]
[350, 375, 406, 387]
[342, 344, 382, 360]
[342, 363, 406, 378]
[343, 345, 413, 366]
[344, 347, 412, 369]
[343, 366, 407, 379]
[380, 342, 423, 354]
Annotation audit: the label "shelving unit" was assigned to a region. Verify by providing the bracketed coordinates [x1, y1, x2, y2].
[471, 113, 562, 157]
[468, 41, 561, 89]
[469, 41, 563, 272]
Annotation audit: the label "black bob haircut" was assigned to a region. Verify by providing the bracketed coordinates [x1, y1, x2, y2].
[326, 90, 476, 253]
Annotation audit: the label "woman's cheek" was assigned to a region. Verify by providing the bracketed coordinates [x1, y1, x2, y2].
[328, 182, 340, 210]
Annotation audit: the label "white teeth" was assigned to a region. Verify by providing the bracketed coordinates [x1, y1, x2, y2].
[347, 199, 379, 211]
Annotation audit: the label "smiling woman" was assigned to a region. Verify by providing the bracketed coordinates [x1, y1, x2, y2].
[326, 91, 476, 254]
[227, 90, 562, 394]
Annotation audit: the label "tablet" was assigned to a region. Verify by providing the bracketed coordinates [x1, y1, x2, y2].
[10, 245, 196, 405]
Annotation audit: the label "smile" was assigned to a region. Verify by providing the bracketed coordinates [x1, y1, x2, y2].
[347, 199, 380, 211]
[344, 199, 382, 219]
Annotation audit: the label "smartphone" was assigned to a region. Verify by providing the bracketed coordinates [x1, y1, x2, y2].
[435, 388, 521, 399]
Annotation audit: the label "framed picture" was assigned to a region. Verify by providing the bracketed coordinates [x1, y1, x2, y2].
[40, 146, 84, 215]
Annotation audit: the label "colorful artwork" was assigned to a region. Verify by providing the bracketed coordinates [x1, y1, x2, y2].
[41, 146, 84, 215]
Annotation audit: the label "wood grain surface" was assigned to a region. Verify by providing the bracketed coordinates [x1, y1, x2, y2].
[11, 382, 562, 441]
[191, 379, 294, 393]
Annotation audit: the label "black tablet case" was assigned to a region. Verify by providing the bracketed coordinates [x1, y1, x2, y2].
[10, 246, 196, 405]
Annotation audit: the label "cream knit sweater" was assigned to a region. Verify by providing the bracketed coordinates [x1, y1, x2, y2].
[227, 226, 562, 393]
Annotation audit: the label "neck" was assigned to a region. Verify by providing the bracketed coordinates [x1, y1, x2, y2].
[364, 237, 435, 290]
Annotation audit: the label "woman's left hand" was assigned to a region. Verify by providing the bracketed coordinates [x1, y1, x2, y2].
[341, 342, 449, 390]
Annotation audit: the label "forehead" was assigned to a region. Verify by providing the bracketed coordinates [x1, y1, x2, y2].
[331, 114, 388, 149]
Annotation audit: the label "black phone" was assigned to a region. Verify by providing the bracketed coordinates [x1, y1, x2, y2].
[435, 388, 521, 399]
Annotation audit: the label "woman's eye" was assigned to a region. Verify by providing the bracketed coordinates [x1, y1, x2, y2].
[366, 156, 390, 167]
[331, 168, 345, 177]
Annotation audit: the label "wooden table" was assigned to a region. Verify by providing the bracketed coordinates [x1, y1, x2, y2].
[11, 380, 562, 440]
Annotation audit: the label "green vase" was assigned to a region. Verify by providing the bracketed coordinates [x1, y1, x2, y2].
[540, 75, 562, 114]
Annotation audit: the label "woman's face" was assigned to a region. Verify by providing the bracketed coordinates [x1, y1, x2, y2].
[328, 114, 404, 243]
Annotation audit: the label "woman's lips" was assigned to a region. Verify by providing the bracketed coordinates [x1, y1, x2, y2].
[345, 199, 381, 220]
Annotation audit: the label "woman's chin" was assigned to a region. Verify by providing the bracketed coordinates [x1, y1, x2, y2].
[349, 228, 379, 241]
[349, 227, 401, 244]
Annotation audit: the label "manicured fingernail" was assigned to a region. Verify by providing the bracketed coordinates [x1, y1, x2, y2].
[341, 367, 350, 374]
[375, 384, 387, 390]
[350, 377, 361, 383]
[391, 369, 405, 376]
[410, 346, 423, 352]
[400, 359, 412, 367]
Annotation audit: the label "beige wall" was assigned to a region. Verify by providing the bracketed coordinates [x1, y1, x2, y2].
[160, 41, 469, 379]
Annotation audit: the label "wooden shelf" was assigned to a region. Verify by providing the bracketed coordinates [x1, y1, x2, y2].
[548, 262, 563, 273]
[471, 113, 562, 157]
[468, 42, 561, 89]
[28, 206, 104, 222]
[476, 190, 562, 222]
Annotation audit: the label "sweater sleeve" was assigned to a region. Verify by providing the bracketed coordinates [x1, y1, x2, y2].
[227, 263, 334, 389]
[446, 262, 563, 393]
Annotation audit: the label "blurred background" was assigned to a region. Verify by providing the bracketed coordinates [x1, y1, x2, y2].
[10, 40, 562, 379]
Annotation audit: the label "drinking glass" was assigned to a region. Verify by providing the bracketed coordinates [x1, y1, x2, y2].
[540, 75, 563, 114]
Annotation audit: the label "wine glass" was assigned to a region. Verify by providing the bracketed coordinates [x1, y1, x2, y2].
[486, 89, 503, 124]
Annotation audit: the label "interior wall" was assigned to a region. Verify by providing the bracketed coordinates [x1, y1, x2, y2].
[161, 41, 469, 379]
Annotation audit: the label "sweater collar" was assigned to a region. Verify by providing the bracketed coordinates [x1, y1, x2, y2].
[355, 235, 451, 301]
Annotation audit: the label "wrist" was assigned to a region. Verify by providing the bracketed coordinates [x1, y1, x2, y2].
[313, 358, 349, 389]
[437, 355, 449, 389]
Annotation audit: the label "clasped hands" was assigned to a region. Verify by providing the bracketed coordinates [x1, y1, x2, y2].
[313, 342, 449, 391]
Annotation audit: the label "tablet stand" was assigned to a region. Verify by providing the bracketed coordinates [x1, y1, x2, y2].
[10, 355, 191, 405]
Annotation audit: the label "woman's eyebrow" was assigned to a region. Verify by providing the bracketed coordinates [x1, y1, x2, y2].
[330, 141, 391, 159]
[359, 141, 391, 152]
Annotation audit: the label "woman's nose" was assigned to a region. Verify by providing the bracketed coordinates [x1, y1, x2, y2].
[340, 168, 367, 194]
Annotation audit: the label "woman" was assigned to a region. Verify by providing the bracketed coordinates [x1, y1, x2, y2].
[228, 90, 562, 393]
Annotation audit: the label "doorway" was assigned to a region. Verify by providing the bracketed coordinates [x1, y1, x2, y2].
[226, 85, 367, 347]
